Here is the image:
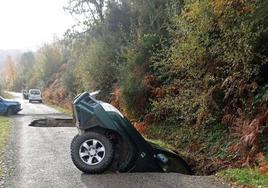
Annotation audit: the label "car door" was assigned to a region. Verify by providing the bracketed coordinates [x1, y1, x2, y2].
[0, 98, 6, 114]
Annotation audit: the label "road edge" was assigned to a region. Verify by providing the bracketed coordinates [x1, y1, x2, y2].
[0, 116, 11, 188]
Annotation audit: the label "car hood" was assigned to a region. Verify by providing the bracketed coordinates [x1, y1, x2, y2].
[2, 100, 20, 105]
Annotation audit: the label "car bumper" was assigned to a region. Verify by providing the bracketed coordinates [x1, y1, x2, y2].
[14, 106, 22, 113]
[29, 98, 42, 101]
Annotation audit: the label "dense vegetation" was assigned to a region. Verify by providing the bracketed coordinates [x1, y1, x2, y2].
[1, 0, 268, 176]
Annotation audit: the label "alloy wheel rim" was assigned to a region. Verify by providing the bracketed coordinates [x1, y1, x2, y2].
[79, 139, 106, 165]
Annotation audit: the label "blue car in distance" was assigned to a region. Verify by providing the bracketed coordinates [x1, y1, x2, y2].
[0, 96, 22, 115]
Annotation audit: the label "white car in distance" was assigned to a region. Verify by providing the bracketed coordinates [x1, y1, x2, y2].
[28, 89, 42, 103]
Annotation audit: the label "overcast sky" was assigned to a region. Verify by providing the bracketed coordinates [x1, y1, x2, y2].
[0, 0, 75, 50]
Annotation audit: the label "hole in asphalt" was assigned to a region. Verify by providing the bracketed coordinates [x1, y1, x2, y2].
[29, 118, 74, 127]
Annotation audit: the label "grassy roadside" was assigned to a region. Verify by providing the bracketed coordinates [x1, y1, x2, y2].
[51, 105, 72, 116]
[0, 116, 11, 176]
[217, 168, 268, 188]
[46, 102, 72, 116]
[2, 92, 13, 99]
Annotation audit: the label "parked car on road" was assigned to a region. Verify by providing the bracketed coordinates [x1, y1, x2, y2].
[22, 90, 29, 99]
[0, 96, 22, 115]
[28, 89, 42, 103]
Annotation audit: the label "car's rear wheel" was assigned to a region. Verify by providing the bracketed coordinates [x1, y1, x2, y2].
[71, 132, 114, 174]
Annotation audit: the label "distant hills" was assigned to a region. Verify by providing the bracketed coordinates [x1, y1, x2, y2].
[0, 49, 23, 69]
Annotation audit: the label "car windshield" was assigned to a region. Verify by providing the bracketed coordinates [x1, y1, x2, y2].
[30, 90, 40, 95]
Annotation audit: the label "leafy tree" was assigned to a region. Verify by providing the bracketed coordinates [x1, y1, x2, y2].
[19, 52, 35, 73]
[75, 37, 119, 95]
[65, 0, 106, 26]
[36, 44, 63, 87]
[13, 52, 35, 90]
[3, 56, 17, 90]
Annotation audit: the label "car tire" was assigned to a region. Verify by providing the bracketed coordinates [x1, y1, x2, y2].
[71, 132, 114, 174]
[29, 100, 32, 103]
[6, 107, 13, 116]
[117, 137, 137, 172]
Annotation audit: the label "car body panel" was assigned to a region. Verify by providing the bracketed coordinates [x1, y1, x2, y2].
[28, 89, 42, 101]
[73, 92, 162, 172]
[0, 100, 6, 114]
[72, 92, 192, 174]
[0, 96, 22, 115]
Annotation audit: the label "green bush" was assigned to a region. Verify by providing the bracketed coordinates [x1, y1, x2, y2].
[75, 37, 119, 96]
[151, 0, 268, 127]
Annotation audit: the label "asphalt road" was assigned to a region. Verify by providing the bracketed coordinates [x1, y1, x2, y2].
[1, 92, 230, 188]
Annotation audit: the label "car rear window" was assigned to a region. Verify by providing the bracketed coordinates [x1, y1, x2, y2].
[30, 90, 41, 95]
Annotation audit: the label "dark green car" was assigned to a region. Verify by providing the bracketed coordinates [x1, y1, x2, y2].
[71, 92, 192, 174]
[22, 90, 29, 99]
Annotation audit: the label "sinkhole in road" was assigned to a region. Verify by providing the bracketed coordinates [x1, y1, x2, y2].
[29, 118, 74, 127]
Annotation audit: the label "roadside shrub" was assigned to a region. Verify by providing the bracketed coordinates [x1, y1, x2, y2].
[146, 0, 268, 174]
[75, 37, 120, 97]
